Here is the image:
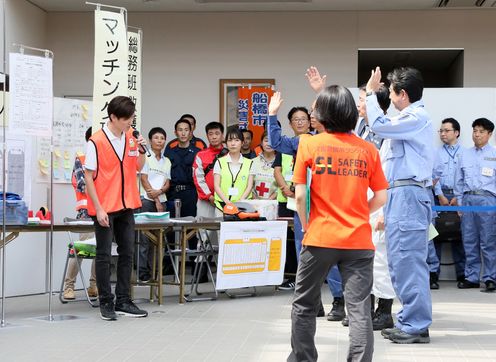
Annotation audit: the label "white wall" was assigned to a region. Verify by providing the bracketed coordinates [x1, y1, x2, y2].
[2, 6, 496, 297]
[46, 9, 496, 138]
[2, 0, 81, 298]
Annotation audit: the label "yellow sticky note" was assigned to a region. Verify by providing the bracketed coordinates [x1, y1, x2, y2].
[81, 104, 88, 111]
[40, 167, 48, 175]
[64, 151, 70, 160]
[54, 149, 61, 158]
[82, 112, 89, 120]
[76, 150, 84, 157]
[38, 159, 49, 168]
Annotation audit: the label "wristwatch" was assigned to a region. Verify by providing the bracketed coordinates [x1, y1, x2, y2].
[366, 91, 374, 97]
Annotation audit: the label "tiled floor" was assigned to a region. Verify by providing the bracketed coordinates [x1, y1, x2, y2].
[0, 281, 495, 361]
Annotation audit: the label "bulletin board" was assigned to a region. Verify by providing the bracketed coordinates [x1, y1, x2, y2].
[37, 97, 92, 183]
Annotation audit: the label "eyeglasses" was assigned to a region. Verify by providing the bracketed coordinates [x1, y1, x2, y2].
[291, 118, 309, 124]
[438, 129, 454, 134]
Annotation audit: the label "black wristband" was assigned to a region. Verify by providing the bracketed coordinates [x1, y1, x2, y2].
[138, 150, 146, 154]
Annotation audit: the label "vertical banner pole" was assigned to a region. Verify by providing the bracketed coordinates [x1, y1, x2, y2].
[1, 0, 7, 328]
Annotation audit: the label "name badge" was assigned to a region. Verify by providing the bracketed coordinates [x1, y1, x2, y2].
[228, 187, 239, 196]
[128, 150, 138, 157]
[484, 157, 496, 161]
[284, 171, 293, 182]
[481, 167, 494, 177]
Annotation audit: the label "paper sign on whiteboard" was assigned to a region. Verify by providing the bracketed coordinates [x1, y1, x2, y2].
[216, 221, 287, 290]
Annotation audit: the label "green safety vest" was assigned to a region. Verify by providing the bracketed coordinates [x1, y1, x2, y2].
[276, 153, 294, 203]
[214, 156, 253, 210]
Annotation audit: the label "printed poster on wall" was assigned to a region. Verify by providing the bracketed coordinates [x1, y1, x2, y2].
[8, 53, 53, 137]
[127, 30, 142, 131]
[237, 87, 273, 149]
[92, 9, 128, 131]
[216, 221, 287, 290]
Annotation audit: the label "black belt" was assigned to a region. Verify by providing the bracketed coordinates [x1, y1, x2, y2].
[464, 190, 494, 197]
[388, 179, 428, 189]
[172, 184, 194, 192]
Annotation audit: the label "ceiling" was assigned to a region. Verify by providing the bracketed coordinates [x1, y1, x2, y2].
[27, 0, 496, 12]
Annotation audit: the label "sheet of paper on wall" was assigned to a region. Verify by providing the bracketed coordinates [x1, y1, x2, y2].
[8, 53, 53, 137]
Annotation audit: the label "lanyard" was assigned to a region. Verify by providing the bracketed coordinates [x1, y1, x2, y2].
[443, 144, 459, 160]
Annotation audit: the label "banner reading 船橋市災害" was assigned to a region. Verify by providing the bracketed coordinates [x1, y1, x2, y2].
[92, 9, 128, 131]
[127, 30, 142, 132]
[238, 87, 273, 150]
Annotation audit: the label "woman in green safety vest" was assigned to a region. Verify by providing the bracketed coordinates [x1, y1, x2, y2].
[213, 126, 255, 212]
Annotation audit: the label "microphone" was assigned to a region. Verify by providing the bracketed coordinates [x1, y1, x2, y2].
[132, 130, 151, 157]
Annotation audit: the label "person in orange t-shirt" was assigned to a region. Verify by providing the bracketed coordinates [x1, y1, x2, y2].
[282, 85, 388, 362]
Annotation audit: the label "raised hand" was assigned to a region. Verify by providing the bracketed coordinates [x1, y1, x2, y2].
[366, 66, 383, 93]
[305, 66, 327, 93]
[269, 91, 284, 116]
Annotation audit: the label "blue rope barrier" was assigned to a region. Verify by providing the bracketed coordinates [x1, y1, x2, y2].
[432, 205, 496, 212]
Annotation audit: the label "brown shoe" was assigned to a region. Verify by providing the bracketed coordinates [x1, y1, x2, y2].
[63, 288, 75, 300]
[87, 286, 98, 298]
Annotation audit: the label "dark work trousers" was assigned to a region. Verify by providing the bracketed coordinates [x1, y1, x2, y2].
[288, 246, 374, 362]
[138, 198, 167, 279]
[433, 191, 466, 279]
[279, 203, 297, 282]
[93, 208, 135, 305]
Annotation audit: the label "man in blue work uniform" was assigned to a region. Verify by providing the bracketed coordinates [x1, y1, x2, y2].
[454, 118, 496, 293]
[165, 119, 200, 249]
[366, 66, 434, 344]
[432, 118, 466, 286]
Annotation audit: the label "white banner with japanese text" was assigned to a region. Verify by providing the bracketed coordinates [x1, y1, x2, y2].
[216, 221, 287, 290]
[127, 30, 141, 131]
[92, 9, 128, 131]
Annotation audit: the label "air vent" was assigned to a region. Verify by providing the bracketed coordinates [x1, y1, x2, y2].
[437, 0, 496, 7]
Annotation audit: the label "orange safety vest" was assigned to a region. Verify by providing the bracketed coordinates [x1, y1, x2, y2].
[72, 154, 87, 211]
[86, 129, 142, 216]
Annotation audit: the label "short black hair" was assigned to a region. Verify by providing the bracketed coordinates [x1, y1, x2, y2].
[148, 127, 167, 140]
[358, 84, 389, 113]
[261, 130, 268, 143]
[314, 85, 359, 133]
[376, 85, 391, 114]
[205, 121, 224, 134]
[387, 67, 424, 103]
[287, 107, 310, 122]
[472, 118, 494, 133]
[442, 118, 461, 138]
[225, 125, 244, 142]
[242, 129, 253, 138]
[85, 127, 92, 142]
[174, 118, 191, 131]
[107, 96, 135, 120]
[180, 114, 196, 126]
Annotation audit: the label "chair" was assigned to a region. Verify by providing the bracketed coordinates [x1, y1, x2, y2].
[59, 217, 98, 307]
[163, 217, 219, 302]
